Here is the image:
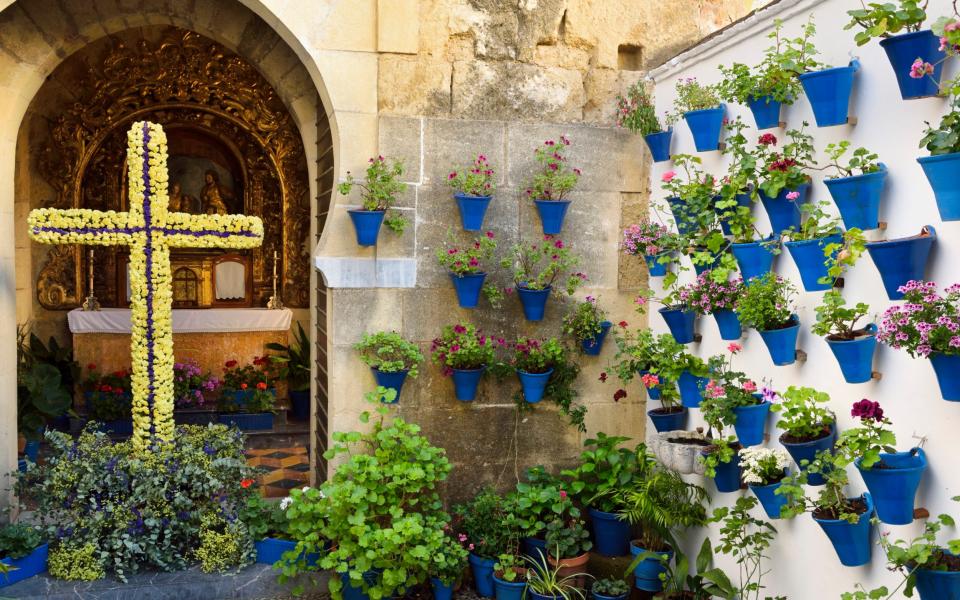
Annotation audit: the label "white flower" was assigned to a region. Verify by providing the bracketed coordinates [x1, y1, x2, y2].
[280, 497, 293, 510]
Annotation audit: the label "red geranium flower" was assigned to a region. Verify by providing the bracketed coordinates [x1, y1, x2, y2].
[100, 384, 112, 393]
[225, 360, 238, 369]
[240, 478, 254, 489]
[240, 383, 248, 390]
[87, 363, 97, 371]
[613, 389, 627, 402]
[256, 382, 267, 391]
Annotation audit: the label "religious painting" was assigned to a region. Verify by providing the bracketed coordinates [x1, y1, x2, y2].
[167, 129, 244, 215]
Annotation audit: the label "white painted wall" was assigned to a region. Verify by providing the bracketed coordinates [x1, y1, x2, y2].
[649, 0, 960, 596]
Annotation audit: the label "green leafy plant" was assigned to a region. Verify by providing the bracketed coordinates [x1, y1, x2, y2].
[454, 488, 522, 559]
[47, 542, 105, 581]
[659, 155, 720, 235]
[777, 449, 863, 523]
[592, 578, 629, 597]
[755, 125, 816, 198]
[561, 433, 641, 514]
[0, 523, 44, 560]
[835, 399, 897, 469]
[83, 365, 133, 422]
[431, 322, 498, 373]
[771, 385, 835, 443]
[629, 538, 736, 599]
[607, 329, 700, 412]
[735, 272, 797, 332]
[524, 554, 588, 600]
[494, 552, 525, 582]
[510, 337, 565, 374]
[787, 199, 842, 242]
[447, 154, 495, 196]
[266, 322, 311, 392]
[354, 331, 424, 377]
[812, 290, 872, 340]
[845, 0, 929, 45]
[509, 466, 578, 540]
[717, 18, 812, 104]
[823, 141, 882, 178]
[18, 362, 72, 438]
[672, 77, 720, 114]
[615, 82, 672, 135]
[523, 136, 581, 201]
[194, 514, 254, 573]
[562, 296, 609, 344]
[503, 236, 586, 294]
[428, 529, 468, 586]
[338, 155, 408, 234]
[711, 496, 782, 600]
[544, 518, 592, 559]
[239, 493, 290, 541]
[920, 96, 960, 155]
[697, 348, 761, 473]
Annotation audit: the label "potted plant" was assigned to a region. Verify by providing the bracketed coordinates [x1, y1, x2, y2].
[786, 17, 859, 127]
[502, 237, 585, 321]
[492, 553, 527, 600]
[865, 226, 937, 300]
[429, 530, 469, 600]
[217, 378, 276, 431]
[523, 554, 588, 600]
[714, 117, 759, 236]
[509, 337, 565, 404]
[878, 279, 960, 400]
[0, 523, 47, 587]
[635, 538, 736, 599]
[710, 496, 779, 600]
[266, 322, 311, 421]
[591, 578, 629, 600]
[682, 271, 745, 341]
[436, 230, 502, 309]
[17, 361, 72, 456]
[721, 164, 779, 284]
[755, 127, 815, 234]
[781, 200, 843, 292]
[448, 153, 495, 231]
[510, 467, 578, 561]
[659, 155, 721, 239]
[740, 447, 791, 519]
[636, 266, 702, 345]
[545, 518, 592, 587]
[702, 344, 769, 447]
[431, 322, 498, 402]
[673, 77, 724, 152]
[524, 136, 581, 234]
[846, 0, 945, 99]
[455, 488, 522, 598]
[616, 82, 675, 162]
[771, 385, 836, 486]
[171, 359, 220, 425]
[736, 272, 800, 365]
[219, 357, 275, 407]
[622, 220, 676, 277]
[354, 330, 424, 401]
[337, 155, 407, 246]
[822, 141, 887, 231]
[918, 43, 960, 220]
[837, 399, 927, 525]
[562, 297, 612, 356]
[640, 373, 687, 434]
[16, 328, 78, 435]
[240, 490, 323, 568]
[83, 366, 133, 435]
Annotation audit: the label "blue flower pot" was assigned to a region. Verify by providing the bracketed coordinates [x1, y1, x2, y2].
[647, 407, 688, 433]
[825, 325, 878, 384]
[593, 592, 629, 600]
[732, 401, 770, 447]
[931, 353, 960, 401]
[451, 272, 487, 308]
[373, 368, 409, 401]
[640, 369, 663, 401]
[451, 367, 485, 402]
[644, 129, 673, 162]
[683, 105, 726, 152]
[747, 95, 782, 130]
[217, 412, 274, 431]
[717, 191, 753, 236]
[523, 537, 547, 562]
[516, 285, 552, 321]
[865, 226, 937, 300]
[658, 306, 697, 344]
[666, 196, 696, 237]
[857, 448, 926, 525]
[530, 592, 564, 600]
[492, 575, 526, 600]
[713, 309, 742, 340]
[23, 440, 39, 463]
[100, 419, 134, 435]
[254, 537, 321, 567]
[629, 542, 673, 591]
[916, 561, 960, 600]
[348, 209, 385, 247]
[433, 577, 455, 600]
[759, 183, 810, 233]
[534, 199, 571, 235]
[706, 448, 742, 493]
[758, 315, 800, 366]
[340, 569, 383, 600]
[880, 30, 946, 100]
[289, 389, 310, 420]
[798, 61, 859, 127]
[678, 370, 708, 408]
[781, 424, 836, 486]
[517, 368, 554, 404]
[469, 553, 496, 597]
[813, 493, 875, 567]
[645, 253, 668, 277]
[589, 507, 631, 557]
[581, 321, 612, 356]
[0, 543, 47, 587]
[692, 250, 726, 275]
[919, 153, 960, 221]
[454, 193, 492, 231]
[784, 233, 843, 291]
[824, 166, 887, 231]
[750, 479, 788, 519]
[731, 239, 777, 284]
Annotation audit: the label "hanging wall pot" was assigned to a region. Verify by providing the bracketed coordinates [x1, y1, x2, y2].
[825, 324, 878, 384]
[644, 129, 673, 163]
[683, 104, 726, 152]
[865, 226, 936, 300]
[813, 493, 875, 567]
[759, 183, 810, 233]
[659, 306, 697, 344]
[348, 209, 385, 246]
[880, 30, 946, 100]
[784, 233, 843, 292]
[712, 309, 742, 340]
[454, 193, 493, 231]
[731, 238, 777, 284]
[856, 448, 926, 525]
[747, 95, 783, 130]
[823, 165, 887, 231]
[534, 200, 571, 235]
[757, 314, 801, 366]
[918, 152, 960, 221]
[798, 60, 860, 127]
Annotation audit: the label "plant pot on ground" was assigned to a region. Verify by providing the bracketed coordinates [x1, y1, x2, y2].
[545, 519, 592, 589]
[266, 322, 311, 419]
[0, 523, 47, 588]
[492, 554, 528, 600]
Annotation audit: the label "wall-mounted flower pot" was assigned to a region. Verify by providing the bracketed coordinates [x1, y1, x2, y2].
[516, 285, 552, 321]
[703, 448, 742, 493]
[217, 412, 274, 431]
[534, 199, 571, 235]
[454, 193, 492, 231]
[678, 370, 708, 408]
[644, 129, 673, 163]
[432, 577, 455, 600]
[450, 272, 487, 308]
[658, 306, 697, 344]
[732, 400, 770, 446]
[880, 30, 946, 99]
[731, 238, 777, 284]
[645, 253, 669, 277]
[348, 209, 385, 247]
[750, 479, 788, 519]
[629, 542, 673, 592]
[813, 493, 875, 567]
[640, 369, 664, 400]
[918, 152, 960, 220]
[589, 507, 631, 557]
[747, 95, 783, 130]
[930, 353, 960, 401]
[683, 104, 726, 152]
[717, 191, 753, 235]
[647, 406, 688, 433]
[784, 233, 842, 292]
[865, 226, 936, 300]
[798, 60, 860, 127]
[915, 560, 960, 600]
[692, 250, 726, 276]
[517, 368, 553, 404]
[856, 448, 926, 525]
[713, 309, 742, 340]
[468, 552, 496, 597]
[581, 321, 612, 356]
[759, 183, 810, 233]
[666, 196, 696, 237]
[781, 423, 836, 486]
[0, 543, 47, 587]
[823, 165, 887, 230]
[826, 324, 878, 384]
[372, 368, 408, 401]
[758, 315, 800, 366]
[451, 367, 485, 402]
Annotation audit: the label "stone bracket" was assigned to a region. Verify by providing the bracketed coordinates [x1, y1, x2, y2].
[314, 255, 417, 288]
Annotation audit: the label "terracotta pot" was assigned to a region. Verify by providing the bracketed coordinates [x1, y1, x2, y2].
[547, 552, 589, 588]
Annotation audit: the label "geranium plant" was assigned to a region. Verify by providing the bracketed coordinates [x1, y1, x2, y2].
[622, 221, 677, 262]
[777, 448, 863, 522]
[755, 126, 816, 198]
[877, 280, 960, 357]
[823, 141, 882, 178]
[503, 236, 586, 294]
[354, 331, 424, 377]
[221, 357, 274, 393]
[659, 155, 719, 233]
[680, 272, 744, 317]
[510, 337, 565, 374]
[672, 77, 721, 114]
[561, 434, 642, 514]
[544, 518, 592, 559]
[509, 466, 578, 540]
[739, 447, 791, 486]
[698, 346, 761, 477]
[561, 296, 608, 344]
[615, 81, 673, 135]
[736, 272, 797, 331]
[454, 488, 522, 559]
[436, 231, 497, 276]
[771, 385, 835, 443]
[337, 155, 408, 233]
[845, 0, 929, 46]
[431, 322, 498, 374]
[811, 290, 872, 341]
[523, 136, 581, 201]
[448, 154, 495, 197]
[428, 529, 469, 587]
[785, 200, 843, 242]
[835, 399, 897, 469]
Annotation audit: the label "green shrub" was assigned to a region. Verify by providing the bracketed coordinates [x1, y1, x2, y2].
[48, 542, 105, 581]
[0, 523, 44, 560]
[194, 515, 254, 574]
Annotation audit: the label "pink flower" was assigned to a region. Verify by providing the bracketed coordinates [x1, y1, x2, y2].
[743, 380, 757, 393]
[559, 490, 568, 500]
[727, 342, 742, 354]
[448, 172, 457, 180]
[785, 191, 800, 201]
[661, 171, 676, 183]
[909, 58, 935, 79]
[485, 231, 495, 238]
[458, 533, 468, 542]
[641, 373, 660, 388]
[468, 543, 475, 551]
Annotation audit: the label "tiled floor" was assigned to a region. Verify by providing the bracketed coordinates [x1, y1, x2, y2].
[246, 446, 311, 498]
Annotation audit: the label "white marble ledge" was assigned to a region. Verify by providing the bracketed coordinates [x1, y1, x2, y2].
[313, 255, 417, 288]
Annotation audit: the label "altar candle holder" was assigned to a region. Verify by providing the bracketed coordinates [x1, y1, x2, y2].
[82, 248, 101, 311]
[267, 250, 284, 310]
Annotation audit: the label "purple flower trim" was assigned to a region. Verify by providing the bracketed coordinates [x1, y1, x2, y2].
[142, 122, 156, 437]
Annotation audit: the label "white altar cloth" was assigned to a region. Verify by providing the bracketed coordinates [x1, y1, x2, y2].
[68, 307, 292, 334]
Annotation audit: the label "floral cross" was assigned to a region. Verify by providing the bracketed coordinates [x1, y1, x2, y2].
[27, 122, 264, 450]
